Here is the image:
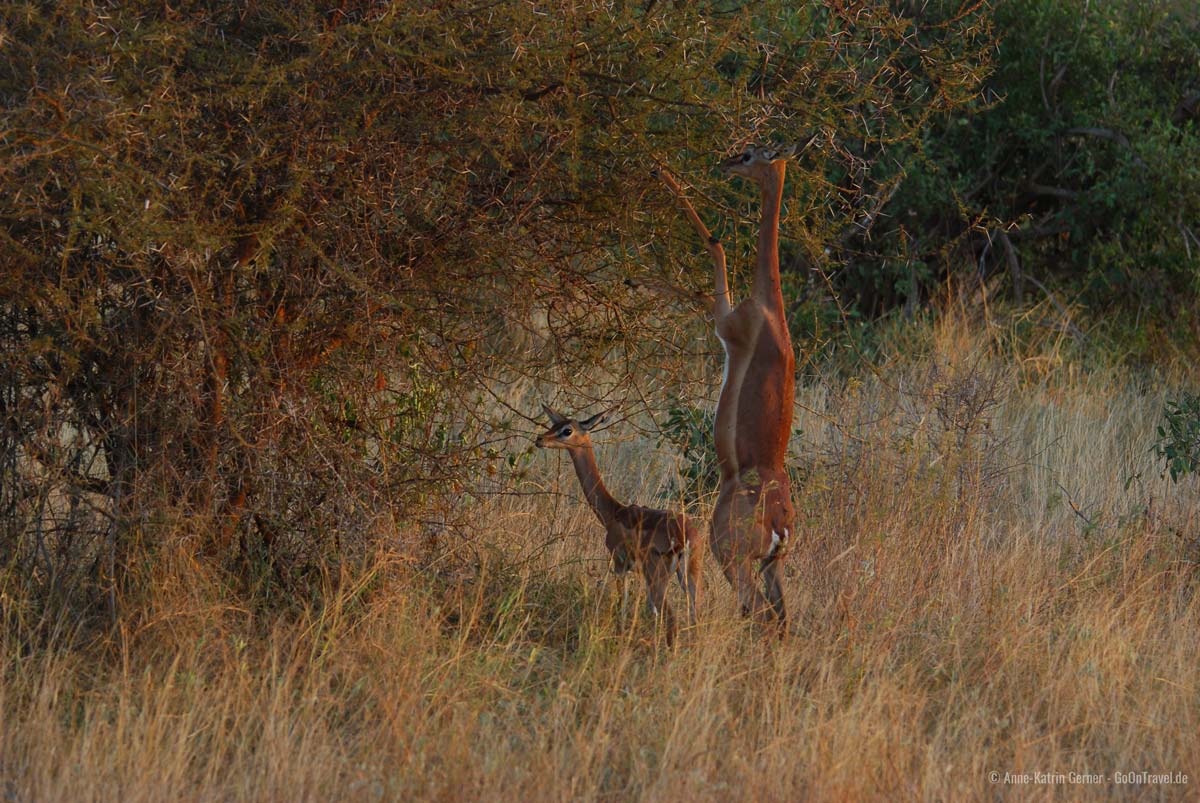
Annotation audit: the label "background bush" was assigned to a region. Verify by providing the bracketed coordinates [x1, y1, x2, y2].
[839, 0, 1200, 357]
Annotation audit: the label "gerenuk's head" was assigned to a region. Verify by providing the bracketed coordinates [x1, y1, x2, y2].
[534, 405, 611, 451]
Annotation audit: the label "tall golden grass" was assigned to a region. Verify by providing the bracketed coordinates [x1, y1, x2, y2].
[2, 312, 1198, 801]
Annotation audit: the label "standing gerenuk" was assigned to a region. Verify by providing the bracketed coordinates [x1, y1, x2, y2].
[659, 146, 798, 630]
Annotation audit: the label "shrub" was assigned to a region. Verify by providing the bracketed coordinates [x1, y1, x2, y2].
[658, 401, 719, 509]
[1154, 393, 1200, 482]
[834, 0, 1200, 359]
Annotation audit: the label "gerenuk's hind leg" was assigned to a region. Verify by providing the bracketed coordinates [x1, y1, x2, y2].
[713, 488, 767, 620]
[644, 555, 677, 646]
[761, 557, 787, 625]
[722, 556, 773, 623]
[712, 483, 776, 623]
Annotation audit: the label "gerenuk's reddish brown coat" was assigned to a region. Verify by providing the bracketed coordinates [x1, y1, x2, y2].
[659, 146, 798, 627]
[536, 407, 702, 644]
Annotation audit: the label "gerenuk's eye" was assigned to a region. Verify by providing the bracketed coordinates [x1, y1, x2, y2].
[561, 427, 573, 437]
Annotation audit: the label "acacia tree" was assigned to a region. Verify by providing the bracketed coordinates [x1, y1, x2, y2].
[0, 1, 992, 618]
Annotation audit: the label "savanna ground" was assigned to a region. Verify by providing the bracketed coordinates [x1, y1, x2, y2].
[3, 309, 1197, 802]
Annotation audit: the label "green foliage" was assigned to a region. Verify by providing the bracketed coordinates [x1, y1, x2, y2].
[658, 402, 718, 508]
[1154, 394, 1200, 483]
[852, 0, 1200, 356]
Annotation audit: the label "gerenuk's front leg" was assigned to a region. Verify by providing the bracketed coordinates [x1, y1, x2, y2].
[655, 169, 732, 322]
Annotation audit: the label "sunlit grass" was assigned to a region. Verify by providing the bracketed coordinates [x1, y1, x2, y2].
[2, 315, 1198, 802]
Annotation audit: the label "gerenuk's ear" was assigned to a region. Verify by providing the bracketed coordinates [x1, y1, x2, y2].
[542, 404, 567, 427]
[579, 408, 613, 432]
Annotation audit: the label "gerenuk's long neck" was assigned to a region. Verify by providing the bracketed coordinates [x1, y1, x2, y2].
[568, 444, 621, 525]
[753, 167, 786, 310]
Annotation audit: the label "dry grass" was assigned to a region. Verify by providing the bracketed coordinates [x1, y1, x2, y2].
[3, 314, 1199, 802]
